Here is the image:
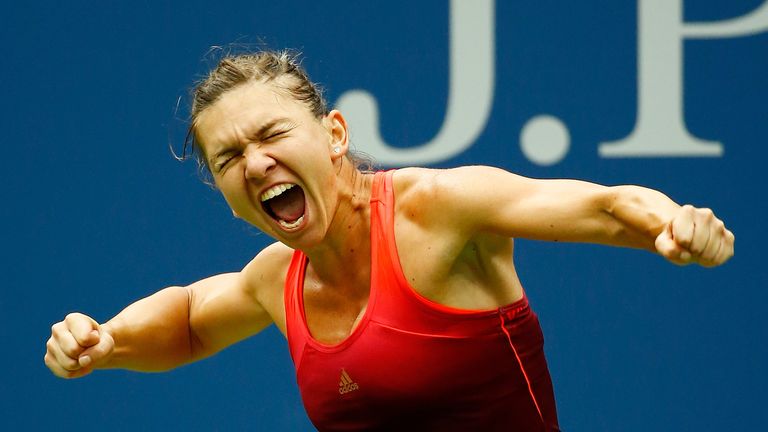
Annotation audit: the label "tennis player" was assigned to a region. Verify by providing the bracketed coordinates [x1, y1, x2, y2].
[45, 51, 734, 431]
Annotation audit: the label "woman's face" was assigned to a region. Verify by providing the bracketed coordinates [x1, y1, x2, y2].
[194, 80, 347, 248]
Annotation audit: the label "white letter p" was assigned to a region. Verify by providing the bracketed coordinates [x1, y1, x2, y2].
[599, 0, 768, 157]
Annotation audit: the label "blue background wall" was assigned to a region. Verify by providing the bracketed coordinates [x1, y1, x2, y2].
[2, 1, 766, 430]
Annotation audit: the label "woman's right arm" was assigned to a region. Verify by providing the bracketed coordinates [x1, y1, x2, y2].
[45, 243, 288, 379]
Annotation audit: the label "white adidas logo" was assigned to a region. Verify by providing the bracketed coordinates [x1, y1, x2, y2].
[338, 368, 359, 394]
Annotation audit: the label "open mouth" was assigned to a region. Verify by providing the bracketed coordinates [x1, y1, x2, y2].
[260, 183, 306, 230]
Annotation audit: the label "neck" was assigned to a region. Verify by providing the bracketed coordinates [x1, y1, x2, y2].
[303, 158, 375, 289]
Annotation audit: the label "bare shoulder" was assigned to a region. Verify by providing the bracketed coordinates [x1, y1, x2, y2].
[392, 166, 510, 224]
[243, 240, 293, 270]
[241, 241, 294, 289]
[393, 165, 510, 198]
[240, 242, 294, 325]
[390, 167, 439, 214]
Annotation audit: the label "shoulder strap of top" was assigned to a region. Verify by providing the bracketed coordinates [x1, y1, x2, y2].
[369, 170, 412, 306]
[369, 170, 394, 264]
[284, 248, 308, 365]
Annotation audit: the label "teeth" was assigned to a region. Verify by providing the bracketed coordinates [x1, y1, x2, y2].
[278, 215, 304, 229]
[260, 183, 304, 229]
[261, 183, 295, 202]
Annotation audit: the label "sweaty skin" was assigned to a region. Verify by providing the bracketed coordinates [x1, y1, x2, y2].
[45, 80, 734, 378]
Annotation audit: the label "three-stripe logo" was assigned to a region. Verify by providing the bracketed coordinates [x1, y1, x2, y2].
[339, 368, 359, 394]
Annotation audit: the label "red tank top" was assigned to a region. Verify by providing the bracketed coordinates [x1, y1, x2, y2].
[284, 171, 560, 431]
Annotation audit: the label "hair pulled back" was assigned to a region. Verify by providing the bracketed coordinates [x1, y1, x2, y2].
[180, 50, 330, 178]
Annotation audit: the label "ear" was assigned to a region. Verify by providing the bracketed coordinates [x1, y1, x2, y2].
[324, 109, 349, 161]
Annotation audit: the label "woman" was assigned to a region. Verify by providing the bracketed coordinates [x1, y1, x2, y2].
[45, 51, 734, 431]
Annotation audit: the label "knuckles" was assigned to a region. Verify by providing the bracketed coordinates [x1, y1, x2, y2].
[696, 208, 714, 221]
[715, 219, 725, 232]
[665, 204, 735, 267]
[51, 321, 64, 334]
[46, 318, 87, 377]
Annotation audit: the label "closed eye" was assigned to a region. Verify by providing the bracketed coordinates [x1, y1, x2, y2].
[263, 130, 289, 142]
[258, 120, 298, 142]
[215, 153, 239, 173]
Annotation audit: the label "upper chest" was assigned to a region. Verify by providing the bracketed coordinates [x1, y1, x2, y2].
[296, 218, 519, 345]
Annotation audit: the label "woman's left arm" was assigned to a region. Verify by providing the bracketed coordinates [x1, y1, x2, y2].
[421, 166, 734, 267]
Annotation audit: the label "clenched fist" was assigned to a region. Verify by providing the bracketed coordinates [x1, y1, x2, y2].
[45, 313, 114, 379]
[655, 205, 735, 267]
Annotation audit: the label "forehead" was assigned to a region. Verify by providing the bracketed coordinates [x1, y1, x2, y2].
[194, 80, 310, 149]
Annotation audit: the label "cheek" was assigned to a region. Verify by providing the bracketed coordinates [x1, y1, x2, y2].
[216, 175, 249, 209]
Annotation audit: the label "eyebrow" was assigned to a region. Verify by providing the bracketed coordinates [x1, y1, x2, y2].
[209, 117, 294, 165]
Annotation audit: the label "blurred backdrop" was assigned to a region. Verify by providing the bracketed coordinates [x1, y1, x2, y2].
[2, 0, 766, 430]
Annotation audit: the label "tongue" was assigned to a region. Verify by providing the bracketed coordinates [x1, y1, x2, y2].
[267, 186, 305, 222]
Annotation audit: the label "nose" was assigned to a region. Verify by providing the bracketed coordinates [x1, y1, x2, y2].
[243, 145, 277, 180]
